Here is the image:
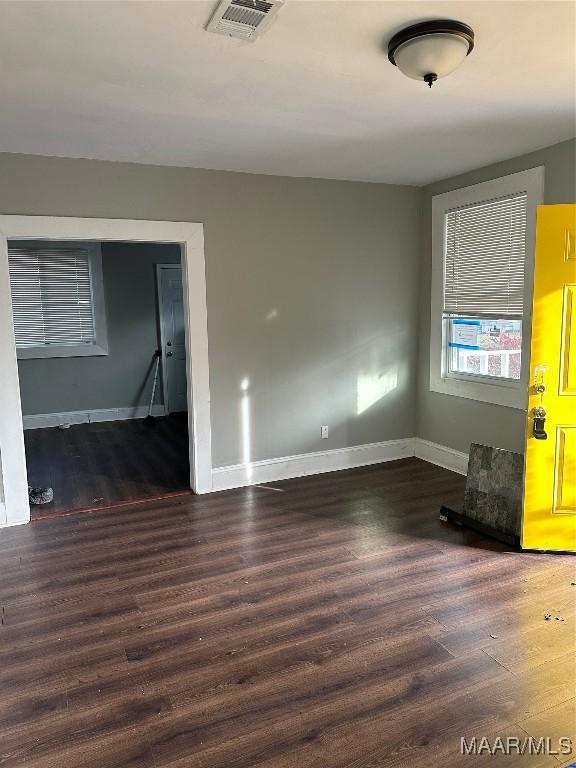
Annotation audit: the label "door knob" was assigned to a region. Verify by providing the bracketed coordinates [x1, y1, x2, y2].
[532, 406, 547, 440]
[166, 351, 173, 357]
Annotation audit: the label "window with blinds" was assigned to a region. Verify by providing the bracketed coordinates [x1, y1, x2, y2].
[8, 244, 97, 349]
[430, 166, 542, 404]
[443, 193, 528, 318]
[442, 193, 528, 382]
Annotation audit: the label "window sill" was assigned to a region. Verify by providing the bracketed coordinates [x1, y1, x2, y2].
[17, 344, 109, 360]
[430, 374, 527, 410]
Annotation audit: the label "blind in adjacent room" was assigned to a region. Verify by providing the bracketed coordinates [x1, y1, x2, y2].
[8, 245, 96, 348]
[443, 193, 528, 317]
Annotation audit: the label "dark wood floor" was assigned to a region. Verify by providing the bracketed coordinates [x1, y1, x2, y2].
[24, 414, 191, 518]
[0, 458, 574, 768]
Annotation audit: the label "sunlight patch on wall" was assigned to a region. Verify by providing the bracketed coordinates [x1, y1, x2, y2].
[356, 365, 398, 415]
[240, 377, 253, 480]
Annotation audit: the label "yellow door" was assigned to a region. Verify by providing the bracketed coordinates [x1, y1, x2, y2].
[523, 204, 576, 551]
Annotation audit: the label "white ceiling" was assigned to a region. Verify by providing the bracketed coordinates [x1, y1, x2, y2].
[0, 1, 574, 185]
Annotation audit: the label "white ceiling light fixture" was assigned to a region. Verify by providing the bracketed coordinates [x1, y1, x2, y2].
[388, 20, 474, 88]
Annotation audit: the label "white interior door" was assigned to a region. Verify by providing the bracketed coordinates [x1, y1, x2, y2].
[158, 265, 188, 414]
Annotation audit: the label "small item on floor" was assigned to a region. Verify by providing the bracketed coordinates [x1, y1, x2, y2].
[544, 613, 552, 620]
[439, 512, 448, 522]
[571, 582, 576, 586]
[28, 486, 54, 505]
[489, 633, 498, 639]
[58, 423, 71, 429]
[555, 615, 566, 621]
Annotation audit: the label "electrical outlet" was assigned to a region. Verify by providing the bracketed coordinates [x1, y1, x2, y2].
[321, 425, 329, 439]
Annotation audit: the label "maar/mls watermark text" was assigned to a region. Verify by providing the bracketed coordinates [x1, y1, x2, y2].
[460, 736, 573, 757]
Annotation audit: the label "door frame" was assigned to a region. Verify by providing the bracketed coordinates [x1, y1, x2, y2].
[0, 216, 213, 527]
[156, 263, 185, 416]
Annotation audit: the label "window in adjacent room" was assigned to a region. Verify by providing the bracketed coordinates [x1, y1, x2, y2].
[7, 240, 108, 359]
[430, 167, 544, 409]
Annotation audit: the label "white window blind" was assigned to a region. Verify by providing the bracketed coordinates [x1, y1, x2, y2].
[443, 193, 528, 317]
[8, 245, 96, 348]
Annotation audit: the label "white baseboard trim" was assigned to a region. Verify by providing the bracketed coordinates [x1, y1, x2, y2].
[414, 438, 469, 476]
[211, 438, 415, 492]
[23, 405, 166, 430]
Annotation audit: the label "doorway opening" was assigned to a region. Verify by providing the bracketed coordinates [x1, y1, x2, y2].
[0, 216, 212, 527]
[9, 239, 190, 519]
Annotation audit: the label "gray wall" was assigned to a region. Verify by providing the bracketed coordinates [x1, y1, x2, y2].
[0, 153, 422, 468]
[16, 241, 181, 416]
[417, 139, 576, 455]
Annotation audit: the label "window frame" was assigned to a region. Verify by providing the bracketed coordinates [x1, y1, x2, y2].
[430, 167, 544, 409]
[9, 240, 108, 360]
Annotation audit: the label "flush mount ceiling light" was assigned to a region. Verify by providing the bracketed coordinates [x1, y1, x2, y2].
[388, 19, 474, 88]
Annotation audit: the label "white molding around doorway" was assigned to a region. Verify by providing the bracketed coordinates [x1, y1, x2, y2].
[0, 216, 212, 526]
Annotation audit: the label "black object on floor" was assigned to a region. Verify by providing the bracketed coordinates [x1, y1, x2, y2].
[24, 413, 190, 518]
[440, 505, 520, 547]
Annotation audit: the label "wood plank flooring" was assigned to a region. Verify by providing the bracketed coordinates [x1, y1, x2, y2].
[23, 414, 190, 518]
[0, 458, 574, 768]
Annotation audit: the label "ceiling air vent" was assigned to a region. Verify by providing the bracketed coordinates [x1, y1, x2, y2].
[206, 0, 285, 41]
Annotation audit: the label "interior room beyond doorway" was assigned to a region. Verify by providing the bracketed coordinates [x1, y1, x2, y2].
[11, 239, 191, 518]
